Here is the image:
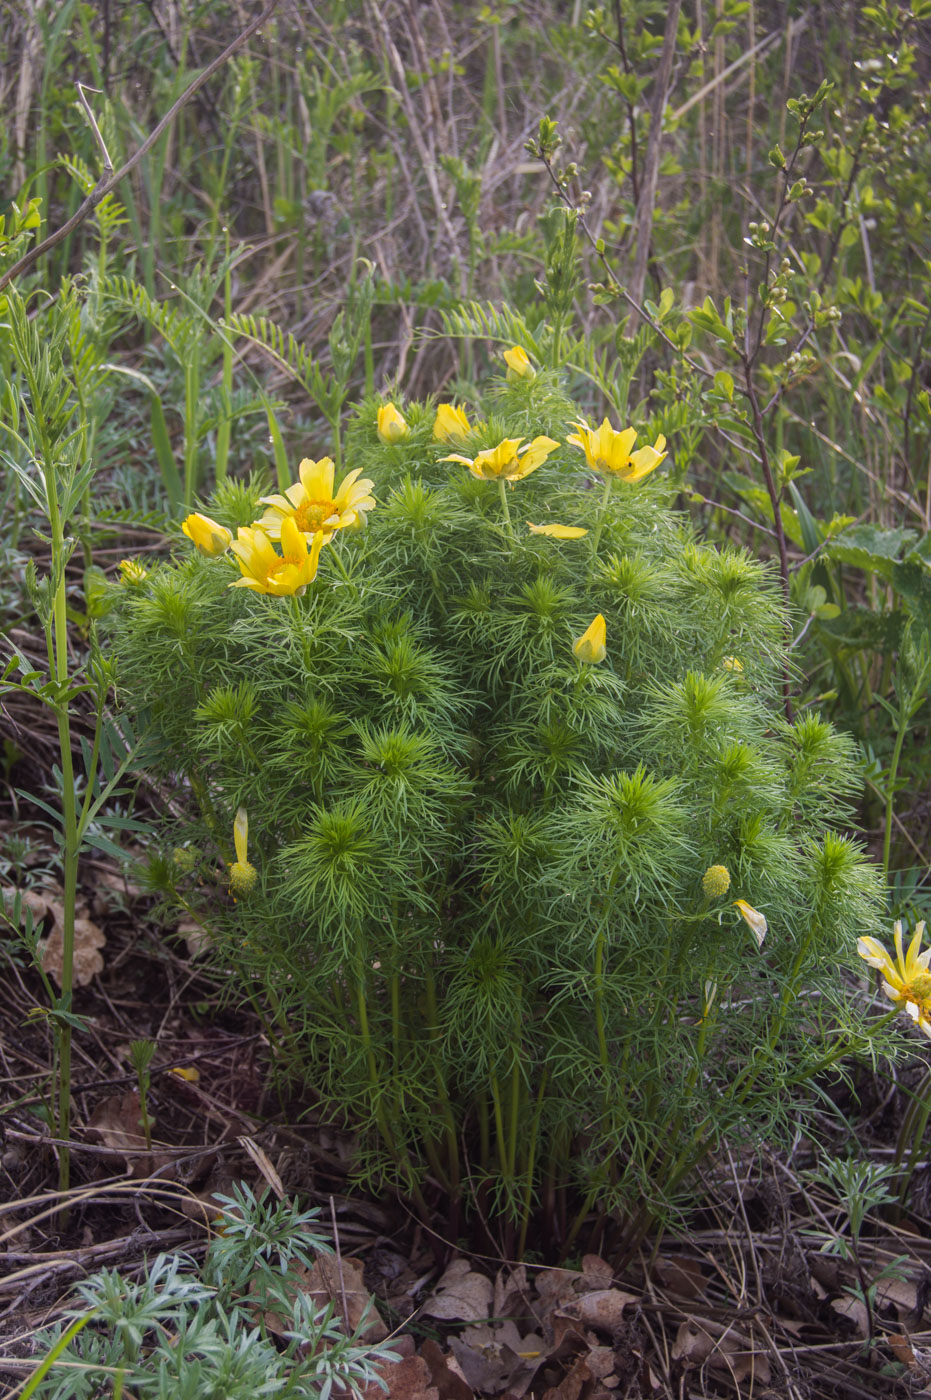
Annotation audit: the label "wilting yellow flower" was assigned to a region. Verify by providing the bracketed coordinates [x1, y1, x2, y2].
[722, 656, 744, 672]
[433, 403, 471, 442]
[504, 345, 535, 381]
[230, 516, 325, 596]
[119, 558, 149, 585]
[169, 1065, 200, 1083]
[528, 522, 588, 539]
[573, 614, 607, 664]
[228, 807, 257, 897]
[858, 921, 931, 1036]
[377, 403, 410, 443]
[258, 457, 375, 541]
[181, 512, 232, 556]
[566, 419, 667, 483]
[734, 899, 768, 947]
[702, 865, 731, 898]
[443, 435, 558, 483]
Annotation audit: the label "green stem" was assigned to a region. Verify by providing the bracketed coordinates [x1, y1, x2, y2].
[590, 475, 614, 558]
[883, 700, 909, 878]
[517, 1069, 549, 1258]
[496, 478, 514, 540]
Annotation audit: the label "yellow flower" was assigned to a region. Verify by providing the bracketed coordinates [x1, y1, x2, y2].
[528, 522, 588, 539]
[858, 921, 931, 1036]
[377, 403, 410, 443]
[228, 807, 257, 897]
[722, 656, 744, 672]
[119, 558, 149, 585]
[181, 512, 233, 556]
[702, 865, 731, 898]
[258, 457, 375, 541]
[573, 614, 606, 664]
[734, 899, 768, 947]
[229, 516, 325, 596]
[504, 345, 535, 381]
[169, 1065, 200, 1083]
[566, 418, 667, 483]
[433, 403, 471, 442]
[443, 435, 559, 483]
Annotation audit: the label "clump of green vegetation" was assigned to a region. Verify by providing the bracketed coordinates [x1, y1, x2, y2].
[111, 355, 886, 1257]
[24, 1184, 398, 1400]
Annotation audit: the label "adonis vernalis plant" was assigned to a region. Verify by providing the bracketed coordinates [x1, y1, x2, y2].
[112, 363, 887, 1260]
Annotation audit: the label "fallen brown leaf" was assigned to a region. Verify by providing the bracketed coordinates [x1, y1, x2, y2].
[423, 1258, 494, 1323]
[86, 1090, 170, 1177]
[420, 1338, 475, 1400]
[304, 1253, 388, 1340]
[3, 886, 106, 986]
[569, 1288, 638, 1334]
[672, 1318, 771, 1386]
[654, 1255, 706, 1299]
[541, 1353, 591, 1400]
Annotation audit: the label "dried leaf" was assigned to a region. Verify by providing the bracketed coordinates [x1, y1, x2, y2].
[86, 1090, 169, 1177]
[564, 1288, 638, 1333]
[178, 917, 211, 958]
[304, 1254, 388, 1340]
[494, 1263, 529, 1317]
[358, 1340, 438, 1400]
[654, 1256, 707, 1299]
[671, 1319, 771, 1385]
[541, 1354, 591, 1400]
[3, 886, 106, 986]
[580, 1256, 614, 1290]
[420, 1339, 475, 1400]
[830, 1294, 870, 1337]
[423, 1258, 494, 1322]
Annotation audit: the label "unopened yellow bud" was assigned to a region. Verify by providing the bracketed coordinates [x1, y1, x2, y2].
[377, 403, 410, 443]
[504, 345, 535, 381]
[182, 513, 232, 556]
[573, 614, 606, 664]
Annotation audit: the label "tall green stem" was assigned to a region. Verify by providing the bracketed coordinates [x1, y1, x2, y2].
[496, 478, 514, 540]
[590, 475, 614, 558]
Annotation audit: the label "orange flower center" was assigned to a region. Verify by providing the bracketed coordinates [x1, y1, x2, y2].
[294, 498, 334, 532]
[269, 552, 303, 578]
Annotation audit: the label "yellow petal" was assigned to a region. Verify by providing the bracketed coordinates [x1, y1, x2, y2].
[733, 899, 767, 947]
[299, 456, 336, 501]
[234, 807, 249, 866]
[528, 522, 588, 539]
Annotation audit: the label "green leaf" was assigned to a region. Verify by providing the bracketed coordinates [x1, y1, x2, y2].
[713, 370, 734, 402]
[828, 524, 918, 582]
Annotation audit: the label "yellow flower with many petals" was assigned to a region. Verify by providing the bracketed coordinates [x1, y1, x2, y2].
[504, 345, 535, 381]
[443, 435, 558, 483]
[528, 522, 588, 539]
[433, 403, 471, 442]
[258, 457, 375, 541]
[377, 403, 410, 443]
[573, 614, 606, 664]
[859, 921, 931, 1036]
[181, 512, 232, 556]
[228, 807, 257, 897]
[566, 418, 667, 483]
[734, 899, 768, 947]
[229, 517, 325, 596]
